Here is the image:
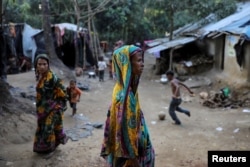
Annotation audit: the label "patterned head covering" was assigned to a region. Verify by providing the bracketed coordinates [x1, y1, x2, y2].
[101, 45, 155, 166]
[35, 54, 50, 80]
[103, 45, 144, 157]
[113, 45, 143, 91]
[35, 54, 50, 69]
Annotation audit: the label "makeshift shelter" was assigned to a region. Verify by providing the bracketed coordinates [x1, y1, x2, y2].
[146, 37, 212, 75]
[33, 23, 96, 68]
[0, 23, 32, 74]
[145, 13, 217, 75]
[22, 24, 41, 64]
[202, 2, 250, 82]
[146, 2, 250, 82]
[0, 22, 95, 75]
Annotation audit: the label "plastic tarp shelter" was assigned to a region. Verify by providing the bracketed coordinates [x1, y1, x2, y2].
[22, 24, 41, 63]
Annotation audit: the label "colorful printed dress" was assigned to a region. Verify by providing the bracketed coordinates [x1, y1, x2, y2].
[33, 70, 68, 153]
[101, 45, 155, 166]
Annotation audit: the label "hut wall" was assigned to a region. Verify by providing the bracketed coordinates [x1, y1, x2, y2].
[223, 35, 247, 81]
[205, 36, 224, 70]
[244, 42, 250, 82]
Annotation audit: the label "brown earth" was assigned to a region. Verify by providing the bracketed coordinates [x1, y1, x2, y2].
[0, 54, 250, 167]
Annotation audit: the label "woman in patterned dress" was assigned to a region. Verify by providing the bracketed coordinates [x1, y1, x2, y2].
[101, 45, 155, 167]
[33, 54, 68, 154]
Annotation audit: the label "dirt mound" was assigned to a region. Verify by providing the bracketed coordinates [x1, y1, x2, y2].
[0, 113, 36, 145]
[0, 95, 36, 145]
[0, 79, 36, 145]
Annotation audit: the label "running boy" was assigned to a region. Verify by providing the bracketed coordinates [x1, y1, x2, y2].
[67, 80, 82, 116]
[166, 71, 193, 125]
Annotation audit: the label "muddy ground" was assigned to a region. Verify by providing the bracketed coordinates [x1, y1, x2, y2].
[0, 54, 250, 167]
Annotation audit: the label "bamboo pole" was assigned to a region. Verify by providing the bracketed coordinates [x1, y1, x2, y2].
[91, 18, 98, 60]
[92, 18, 102, 57]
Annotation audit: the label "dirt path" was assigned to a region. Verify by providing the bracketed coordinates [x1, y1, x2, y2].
[0, 55, 250, 167]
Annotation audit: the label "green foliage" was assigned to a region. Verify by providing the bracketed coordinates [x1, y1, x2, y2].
[95, 0, 155, 44]
[188, 0, 237, 19]
[2, 0, 238, 46]
[3, 0, 76, 28]
[96, 0, 237, 43]
[146, 0, 237, 37]
[3, 0, 42, 27]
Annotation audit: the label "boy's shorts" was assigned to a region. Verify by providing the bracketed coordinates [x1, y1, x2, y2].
[70, 103, 77, 110]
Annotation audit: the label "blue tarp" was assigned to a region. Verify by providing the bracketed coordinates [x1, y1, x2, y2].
[22, 24, 41, 63]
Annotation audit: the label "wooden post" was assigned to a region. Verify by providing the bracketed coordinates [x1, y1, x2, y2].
[169, 46, 182, 72]
[169, 48, 174, 71]
[83, 33, 86, 69]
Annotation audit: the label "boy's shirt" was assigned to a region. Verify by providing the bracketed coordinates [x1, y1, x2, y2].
[68, 87, 82, 103]
[98, 61, 107, 71]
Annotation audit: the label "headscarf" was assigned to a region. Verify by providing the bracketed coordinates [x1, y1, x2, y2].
[35, 54, 50, 81]
[35, 54, 50, 69]
[107, 45, 144, 158]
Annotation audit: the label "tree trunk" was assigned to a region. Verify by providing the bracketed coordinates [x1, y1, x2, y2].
[87, 0, 94, 59]
[73, 0, 80, 68]
[0, 0, 12, 114]
[169, 4, 174, 41]
[0, 0, 2, 27]
[41, 0, 74, 80]
[92, 18, 99, 60]
[93, 20, 102, 57]
[41, 0, 57, 61]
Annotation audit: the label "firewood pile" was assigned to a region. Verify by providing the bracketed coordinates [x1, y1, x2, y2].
[189, 55, 213, 66]
[201, 91, 250, 109]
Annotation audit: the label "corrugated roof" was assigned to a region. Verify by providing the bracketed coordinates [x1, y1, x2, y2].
[146, 2, 250, 54]
[146, 37, 196, 54]
[145, 14, 215, 49]
[218, 16, 250, 38]
[202, 2, 250, 36]
[173, 13, 216, 37]
[145, 38, 169, 47]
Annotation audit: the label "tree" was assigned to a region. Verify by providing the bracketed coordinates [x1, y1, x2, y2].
[95, 0, 154, 44]
[41, 0, 74, 80]
[0, 0, 35, 117]
[1, 0, 238, 54]
[0, 0, 13, 114]
[72, 0, 81, 67]
[0, 0, 2, 26]
[147, 0, 237, 39]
